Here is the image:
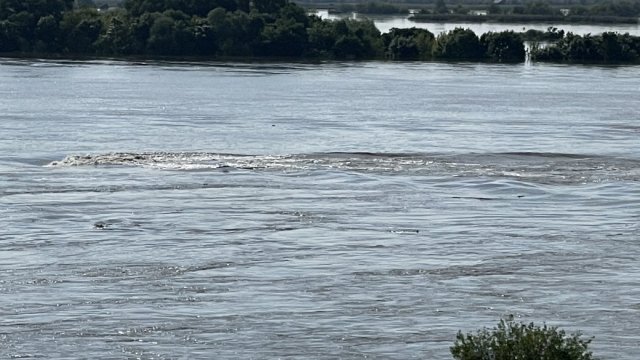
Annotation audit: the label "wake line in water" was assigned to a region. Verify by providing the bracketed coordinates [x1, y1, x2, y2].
[47, 151, 640, 183]
[47, 151, 621, 167]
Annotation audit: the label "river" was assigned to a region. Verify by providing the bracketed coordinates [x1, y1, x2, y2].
[1, 59, 639, 359]
[315, 10, 640, 35]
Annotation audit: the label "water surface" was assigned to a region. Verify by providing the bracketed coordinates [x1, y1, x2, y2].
[1, 59, 639, 359]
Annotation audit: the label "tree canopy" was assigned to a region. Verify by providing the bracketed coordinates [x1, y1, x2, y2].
[1, 0, 639, 63]
[530, 31, 640, 63]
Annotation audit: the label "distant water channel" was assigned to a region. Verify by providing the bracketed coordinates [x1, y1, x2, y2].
[316, 10, 640, 35]
[1, 59, 639, 358]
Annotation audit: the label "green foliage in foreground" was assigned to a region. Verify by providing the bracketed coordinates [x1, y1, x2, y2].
[451, 320, 595, 360]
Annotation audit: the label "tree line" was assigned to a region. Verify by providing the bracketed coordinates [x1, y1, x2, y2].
[0, 0, 639, 63]
[0, 0, 523, 60]
[530, 31, 640, 63]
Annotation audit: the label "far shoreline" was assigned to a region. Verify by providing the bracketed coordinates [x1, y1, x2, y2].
[407, 13, 639, 25]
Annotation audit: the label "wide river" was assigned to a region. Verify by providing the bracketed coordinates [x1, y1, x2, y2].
[1, 59, 639, 359]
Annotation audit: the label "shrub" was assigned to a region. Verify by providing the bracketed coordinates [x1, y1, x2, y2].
[433, 28, 484, 61]
[451, 320, 595, 360]
[481, 31, 526, 62]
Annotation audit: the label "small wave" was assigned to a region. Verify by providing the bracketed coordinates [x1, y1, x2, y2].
[47, 152, 238, 170]
[47, 151, 640, 184]
[496, 151, 595, 159]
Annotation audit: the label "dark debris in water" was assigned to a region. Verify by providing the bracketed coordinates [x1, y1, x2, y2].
[388, 229, 420, 234]
[93, 222, 109, 230]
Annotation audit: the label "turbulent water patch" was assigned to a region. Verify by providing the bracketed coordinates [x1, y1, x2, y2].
[48, 151, 640, 184]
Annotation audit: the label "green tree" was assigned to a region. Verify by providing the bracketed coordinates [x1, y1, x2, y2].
[599, 31, 623, 61]
[256, 3, 309, 57]
[384, 27, 435, 60]
[481, 31, 525, 62]
[206, 9, 257, 56]
[60, 8, 103, 53]
[333, 34, 366, 59]
[0, 19, 20, 51]
[5, 11, 37, 50]
[278, 2, 308, 26]
[260, 17, 307, 56]
[433, 28, 484, 60]
[566, 33, 601, 62]
[146, 13, 195, 55]
[147, 15, 174, 54]
[451, 320, 595, 360]
[190, 16, 217, 55]
[332, 19, 382, 59]
[127, 11, 161, 53]
[95, 10, 134, 55]
[35, 14, 61, 52]
[306, 16, 336, 57]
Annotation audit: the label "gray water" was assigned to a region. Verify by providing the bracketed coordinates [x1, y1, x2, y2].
[1, 59, 639, 359]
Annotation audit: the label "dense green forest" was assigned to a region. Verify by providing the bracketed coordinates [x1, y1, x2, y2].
[0, 0, 639, 63]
